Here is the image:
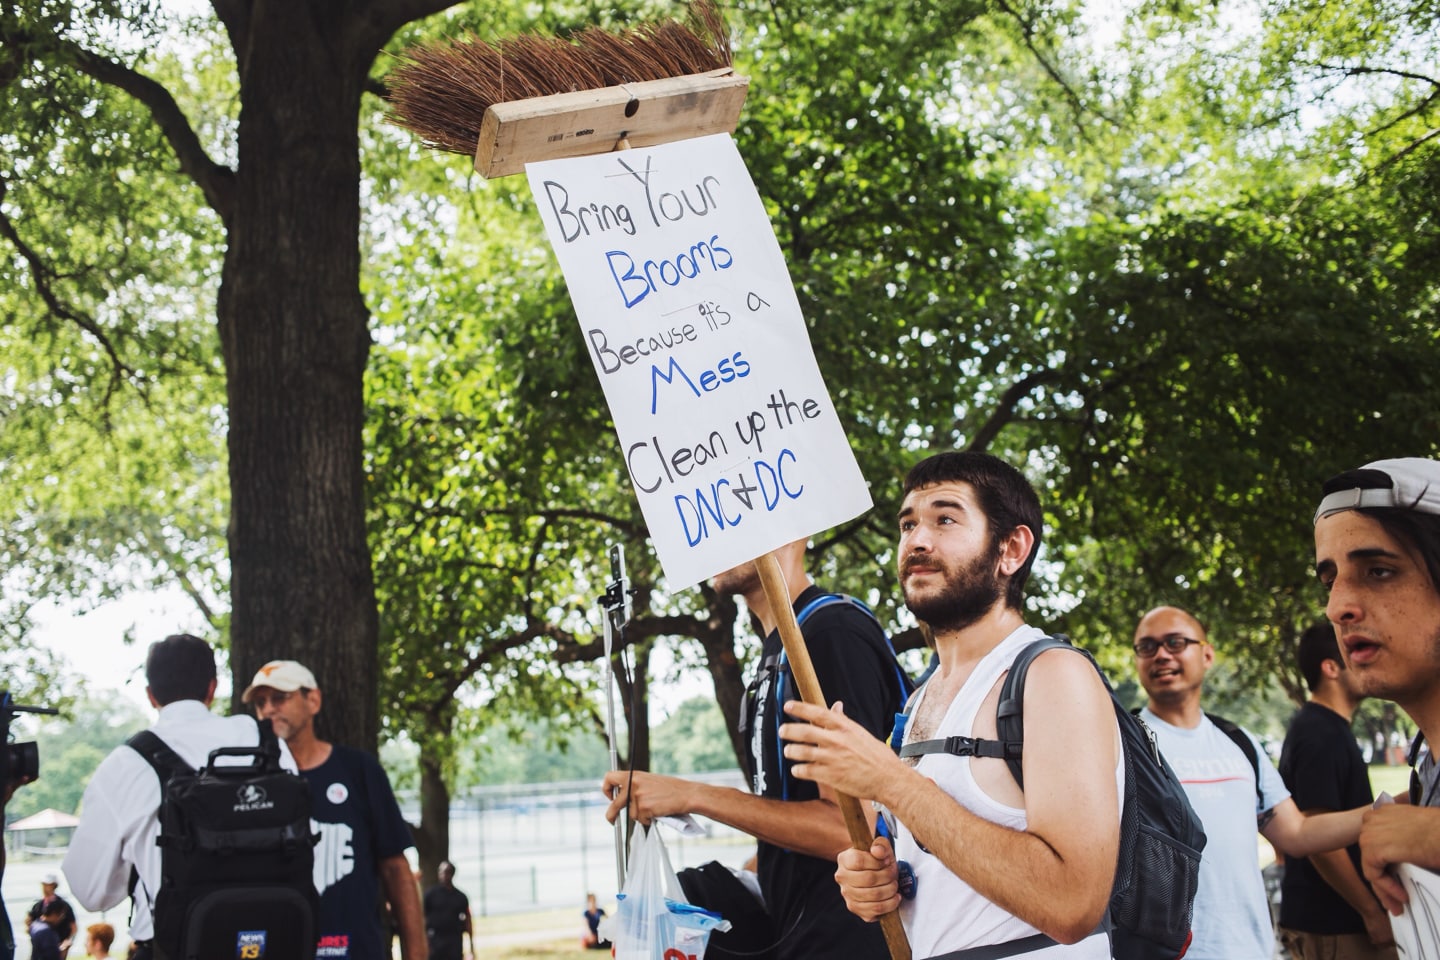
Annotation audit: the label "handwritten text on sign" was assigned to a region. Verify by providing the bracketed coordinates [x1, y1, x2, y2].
[526, 134, 871, 588]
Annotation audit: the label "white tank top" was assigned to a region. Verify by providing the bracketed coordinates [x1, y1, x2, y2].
[896, 624, 1121, 959]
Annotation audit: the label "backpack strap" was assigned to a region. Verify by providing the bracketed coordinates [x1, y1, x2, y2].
[126, 730, 196, 785]
[896, 634, 1076, 790]
[124, 730, 198, 914]
[898, 735, 1014, 762]
[791, 593, 915, 700]
[1204, 712, 1263, 807]
[1408, 731, 1427, 805]
[773, 592, 914, 800]
[994, 635, 1078, 789]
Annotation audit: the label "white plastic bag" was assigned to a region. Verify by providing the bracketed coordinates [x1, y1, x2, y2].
[604, 823, 731, 960]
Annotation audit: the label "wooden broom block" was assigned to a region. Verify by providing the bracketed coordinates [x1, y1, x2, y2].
[474, 67, 749, 178]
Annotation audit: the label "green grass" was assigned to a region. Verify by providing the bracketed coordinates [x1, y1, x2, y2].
[478, 908, 575, 935]
[490, 942, 581, 960]
[477, 907, 596, 960]
[1370, 762, 1413, 801]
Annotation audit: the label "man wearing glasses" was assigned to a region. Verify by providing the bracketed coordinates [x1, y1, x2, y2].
[1133, 606, 1368, 960]
[242, 660, 426, 960]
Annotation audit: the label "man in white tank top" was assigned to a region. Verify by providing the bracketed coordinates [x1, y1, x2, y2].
[780, 452, 1121, 959]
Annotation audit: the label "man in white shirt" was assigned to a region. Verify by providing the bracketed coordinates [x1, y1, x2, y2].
[61, 634, 296, 960]
[1132, 605, 1368, 960]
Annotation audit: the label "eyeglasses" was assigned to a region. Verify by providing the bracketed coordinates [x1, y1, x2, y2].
[1133, 634, 1202, 658]
[250, 690, 300, 710]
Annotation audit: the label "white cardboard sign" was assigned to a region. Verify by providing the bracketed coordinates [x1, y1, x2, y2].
[526, 133, 872, 589]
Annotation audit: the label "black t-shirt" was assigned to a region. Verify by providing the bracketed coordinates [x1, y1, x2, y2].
[422, 884, 470, 960]
[304, 745, 415, 959]
[741, 585, 902, 960]
[24, 897, 74, 941]
[1277, 701, 1375, 934]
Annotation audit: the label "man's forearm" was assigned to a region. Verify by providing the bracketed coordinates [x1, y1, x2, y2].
[1268, 802, 1365, 857]
[379, 856, 428, 960]
[885, 771, 1112, 943]
[1310, 848, 1387, 922]
[683, 781, 856, 859]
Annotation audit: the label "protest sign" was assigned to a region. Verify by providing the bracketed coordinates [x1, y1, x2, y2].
[526, 133, 871, 588]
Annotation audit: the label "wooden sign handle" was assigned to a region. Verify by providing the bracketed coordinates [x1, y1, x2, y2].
[754, 551, 912, 960]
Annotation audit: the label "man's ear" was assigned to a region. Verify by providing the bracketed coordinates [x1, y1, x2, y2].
[997, 524, 1035, 577]
[146, 686, 160, 709]
[1321, 658, 1343, 681]
[203, 677, 218, 707]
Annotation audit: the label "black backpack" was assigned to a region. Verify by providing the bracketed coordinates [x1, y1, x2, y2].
[128, 719, 318, 960]
[676, 861, 778, 960]
[899, 635, 1207, 960]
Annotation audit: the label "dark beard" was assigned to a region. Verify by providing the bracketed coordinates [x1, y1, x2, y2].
[710, 562, 759, 598]
[901, 545, 1004, 633]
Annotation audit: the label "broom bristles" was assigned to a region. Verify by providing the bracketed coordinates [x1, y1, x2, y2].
[385, 0, 733, 157]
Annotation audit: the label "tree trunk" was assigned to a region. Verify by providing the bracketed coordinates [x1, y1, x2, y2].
[412, 746, 451, 888]
[219, 8, 377, 750]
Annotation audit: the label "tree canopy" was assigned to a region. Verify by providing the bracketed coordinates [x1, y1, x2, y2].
[2, 0, 1437, 876]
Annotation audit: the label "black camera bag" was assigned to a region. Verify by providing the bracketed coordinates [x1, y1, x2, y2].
[128, 719, 318, 960]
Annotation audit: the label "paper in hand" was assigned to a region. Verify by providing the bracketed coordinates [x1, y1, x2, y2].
[1391, 860, 1440, 959]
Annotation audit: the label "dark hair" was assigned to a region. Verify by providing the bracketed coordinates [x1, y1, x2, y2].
[902, 451, 1044, 608]
[1361, 509, 1440, 592]
[1297, 621, 1342, 692]
[1322, 468, 1440, 591]
[145, 634, 217, 706]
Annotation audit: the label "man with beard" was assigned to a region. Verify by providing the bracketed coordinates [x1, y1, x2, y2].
[1314, 457, 1440, 917]
[1131, 605, 1369, 960]
[602, 536, 909, 960]
[779, 451, 1124, 958]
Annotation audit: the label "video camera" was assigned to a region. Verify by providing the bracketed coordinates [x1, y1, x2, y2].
[2, 690, 58, 791]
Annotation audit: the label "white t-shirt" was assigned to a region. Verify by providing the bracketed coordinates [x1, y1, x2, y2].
[61, 699, 297, 940]
[1139, 708, 1290, 960]
[896, 625, 1121, 959]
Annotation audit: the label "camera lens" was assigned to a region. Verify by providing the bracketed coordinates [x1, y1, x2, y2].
[5, 742, 40, 784]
